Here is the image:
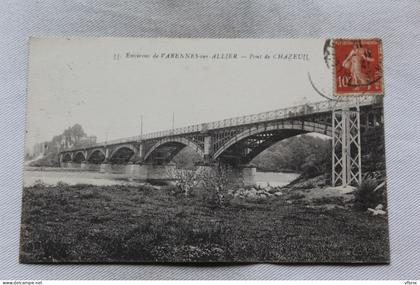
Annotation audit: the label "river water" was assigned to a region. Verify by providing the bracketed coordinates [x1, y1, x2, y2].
[23, 167, 300, 188]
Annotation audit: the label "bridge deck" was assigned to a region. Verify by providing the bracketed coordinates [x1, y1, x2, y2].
[62, 97, 379, 153]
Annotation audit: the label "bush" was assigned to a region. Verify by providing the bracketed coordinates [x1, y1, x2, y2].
[354, 179, 386, 210]
[289, 193, 305, 200]
[56, 181, 69, 188]
[138, 184, 157, 194]
[301, 151, 331, 179]
[167, 168, 202, 197]
[200, 165, 236, 207]
[167, 165, 236, 206]
[79, 188, 112, 201]
[32, 179, 50, 189]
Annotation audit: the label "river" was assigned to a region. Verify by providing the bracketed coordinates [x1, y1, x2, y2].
[23, 167, 300, 188]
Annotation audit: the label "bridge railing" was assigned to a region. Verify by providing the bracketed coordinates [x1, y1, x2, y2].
[62, 96, 378, 151]
[205, 96, 376, 131]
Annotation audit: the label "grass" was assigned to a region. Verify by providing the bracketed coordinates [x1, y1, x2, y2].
[20, 182, 389, 263]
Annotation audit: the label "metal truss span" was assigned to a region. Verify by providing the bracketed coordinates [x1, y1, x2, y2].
[59, 96, 382, 187]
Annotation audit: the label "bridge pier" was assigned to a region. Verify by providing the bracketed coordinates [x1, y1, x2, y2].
[86, 163, 101, 171]
[63, 162, 80, 169]
[61, 162, 71, 169]
[196, 162, 257, 186]
[196, 162, 216, 175]
[238, 164, 257, 186]
[128, 145, 144, 164]
[124, 163, 177, 180]
[80, 161, 88, 170]
[79, 161, 101, 171]
[125, 163, 148, 179]
[142, 163, 176, 180]
[99, 162, 113, 173]
[203, 135, 212, 162]
[96, 161, 177, 180]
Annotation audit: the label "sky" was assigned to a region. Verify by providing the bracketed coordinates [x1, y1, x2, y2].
[25, 38, 331, 149]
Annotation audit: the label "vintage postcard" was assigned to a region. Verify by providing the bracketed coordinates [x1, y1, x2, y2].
[20, 38, 389, 263]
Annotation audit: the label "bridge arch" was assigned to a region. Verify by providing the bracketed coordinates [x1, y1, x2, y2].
[87, 148, 106, 164]
[73, 151, 86, 163]
[213, 121, 332, 163]
[109, 144, 137, 164]
[144, 137, 205, 163]
[61, 153, 72, 163]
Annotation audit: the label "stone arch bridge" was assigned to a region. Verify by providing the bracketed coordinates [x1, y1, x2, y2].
[60, 97, 383, 182]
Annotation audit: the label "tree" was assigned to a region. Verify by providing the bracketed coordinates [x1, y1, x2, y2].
[167, 167, 203, 197]
[172, 147, 202, 169]
[251, 134, 331, 175]
[200, 164, 235, 206]
[29, 124, 90, 167]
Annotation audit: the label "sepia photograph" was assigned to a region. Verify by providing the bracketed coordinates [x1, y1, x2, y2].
[20, 38, 389, 263]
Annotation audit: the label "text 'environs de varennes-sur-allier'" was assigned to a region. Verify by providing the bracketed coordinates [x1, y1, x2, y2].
[125, 52, 310, 61]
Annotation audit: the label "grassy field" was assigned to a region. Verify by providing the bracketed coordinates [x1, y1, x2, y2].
[20, 182, 389, 263]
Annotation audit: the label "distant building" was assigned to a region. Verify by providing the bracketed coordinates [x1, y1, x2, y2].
[28, 142, 47, 158]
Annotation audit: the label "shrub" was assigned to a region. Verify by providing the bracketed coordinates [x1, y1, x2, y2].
[130, 194, 145, 204]
[354, 179, 386, 210]
[33, 179, 47, 189]
[138, 184, 157, 194]
[312, 196, 346, 206]
[80, 188, 101, 199]
[301, 151, 331, 179]
[56, 181, 69, 188]
[289, 193, 305, 200]
[200, 189, 225, 209]
[160, 184, 183, 197]
[200, 165, 236, 207]
[167, 167, 202, 197]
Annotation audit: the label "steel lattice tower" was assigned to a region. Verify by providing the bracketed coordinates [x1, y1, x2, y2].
[332, 98, 362, 187]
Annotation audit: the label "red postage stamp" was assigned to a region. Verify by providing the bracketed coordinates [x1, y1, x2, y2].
[333, 38, 383, 96]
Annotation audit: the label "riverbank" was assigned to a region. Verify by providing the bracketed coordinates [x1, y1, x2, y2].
[20, 181, 389, 263]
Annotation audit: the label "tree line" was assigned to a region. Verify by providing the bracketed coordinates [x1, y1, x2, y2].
[28, 124, 94, 167]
